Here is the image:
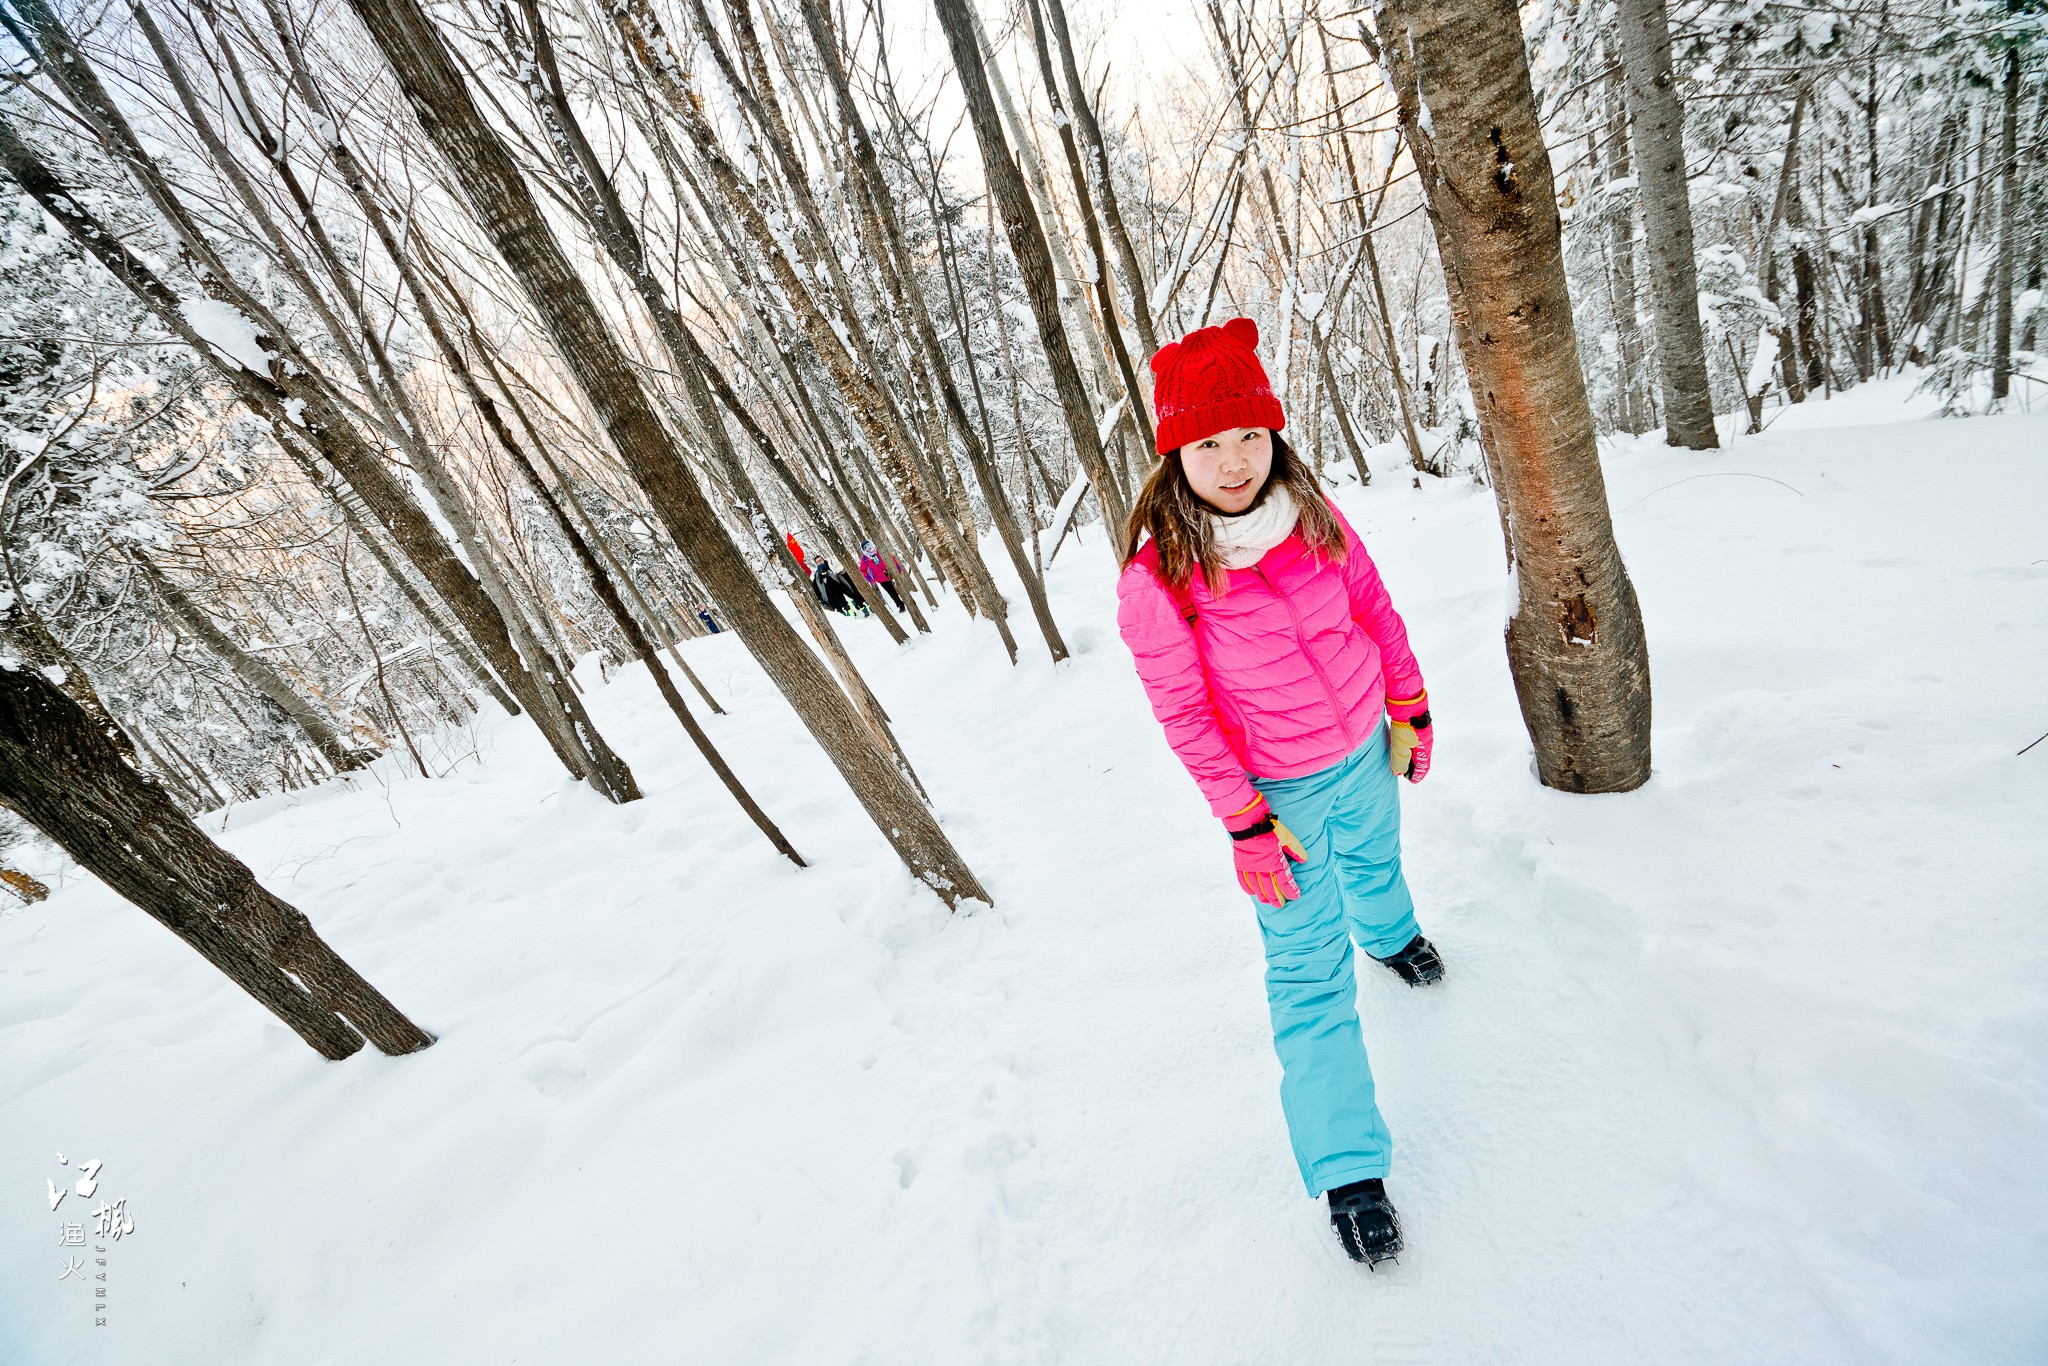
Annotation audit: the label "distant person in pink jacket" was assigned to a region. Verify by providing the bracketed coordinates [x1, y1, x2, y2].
[857, 539, 906, 613]
[1117, 318, 1437, 1269]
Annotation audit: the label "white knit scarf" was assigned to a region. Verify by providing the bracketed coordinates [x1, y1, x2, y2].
[1209, 483, 1299, 569]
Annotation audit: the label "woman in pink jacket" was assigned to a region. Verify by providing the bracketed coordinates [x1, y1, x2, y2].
[1117, 318, 1439, 1268]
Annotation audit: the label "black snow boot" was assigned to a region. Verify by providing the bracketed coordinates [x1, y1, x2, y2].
[1327, 1178, 1403, 1267]
[1376, 934, 1444, 987]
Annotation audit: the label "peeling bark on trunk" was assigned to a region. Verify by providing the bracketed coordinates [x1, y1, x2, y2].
[342, 0, 988, 905]
[1, 864, 49, 904]
[0, 663, 434, 1058]
[1615, 0, 1718, 449]
[1376, 0, 1653, 792]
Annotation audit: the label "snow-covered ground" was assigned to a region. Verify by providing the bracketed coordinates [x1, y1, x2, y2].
[6, 379, 2045, 1364]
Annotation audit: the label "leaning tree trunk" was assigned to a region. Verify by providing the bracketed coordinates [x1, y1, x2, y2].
[1019, 0, 1157, 456]
[0, 663, 434, 1059]
[964, 0, 1133, 492]
[1615, 0, 1718, 449]
[1043, 0, 1157, 360]
[932, 0, 1129, 535]
[263, 25, 791, 852]
[795, 0, 1066, 664]
[341, 0, 988, 906]
[1376, 0, 1653, 792]
[135, 554, 374, 774]
[0, 104, 636, 798]
[0, 602, 138, 763]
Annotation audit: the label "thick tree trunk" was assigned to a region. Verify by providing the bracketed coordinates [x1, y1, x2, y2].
[1615, 0, 1718, 448]
[934, 0, 1129, 534]
[0, 663, 433, 1058]
[0, 603, 138, 764]
[135, 556, 374, 774]
[342, 0, 988, 905]
[1376, 0, 1654, 792]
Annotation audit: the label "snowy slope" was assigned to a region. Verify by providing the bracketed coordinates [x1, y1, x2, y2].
[5, 380, 2045, 1364]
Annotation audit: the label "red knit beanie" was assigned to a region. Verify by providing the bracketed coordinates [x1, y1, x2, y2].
[1148, 317, 1286, 455]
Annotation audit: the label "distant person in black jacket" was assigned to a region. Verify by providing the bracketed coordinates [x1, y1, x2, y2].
[810, 557, 869, 617]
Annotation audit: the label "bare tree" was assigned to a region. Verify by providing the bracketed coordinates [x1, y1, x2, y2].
[1991, 42, 2023, 402]
[1375, 0, 1654, 791]
[931, 0, 1129, 534]
[339, 0, 990, 905]
[0, 662, 434, 1059]
[0, 1, 641, 801]
[133, 552, 375, 774]
[1615, 0, 1718, 448]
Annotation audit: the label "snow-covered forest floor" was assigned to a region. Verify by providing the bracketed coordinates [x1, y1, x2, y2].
[6, 379, 2045, 1364]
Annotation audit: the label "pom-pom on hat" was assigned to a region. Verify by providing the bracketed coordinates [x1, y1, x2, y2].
[1148, 317, 1287, 455]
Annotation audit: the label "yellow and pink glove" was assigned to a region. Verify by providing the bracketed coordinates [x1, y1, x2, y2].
[1225, 795, 1308, 907]
[1387, 692, 1433, 784]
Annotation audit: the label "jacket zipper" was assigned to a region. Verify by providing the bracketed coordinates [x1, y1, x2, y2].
[1255, 563, 1356, 749]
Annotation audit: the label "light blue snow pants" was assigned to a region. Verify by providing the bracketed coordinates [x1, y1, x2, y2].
[1247, 719, 1419, 1196]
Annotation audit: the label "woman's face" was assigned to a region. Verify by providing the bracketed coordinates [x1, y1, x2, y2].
[1179, 426, 1273, 514]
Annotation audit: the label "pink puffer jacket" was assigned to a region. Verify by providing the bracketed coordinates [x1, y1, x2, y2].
[1117, 499, 1425, 820]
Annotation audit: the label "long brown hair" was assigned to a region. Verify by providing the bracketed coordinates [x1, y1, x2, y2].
[1120, 431, 1345, 594]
